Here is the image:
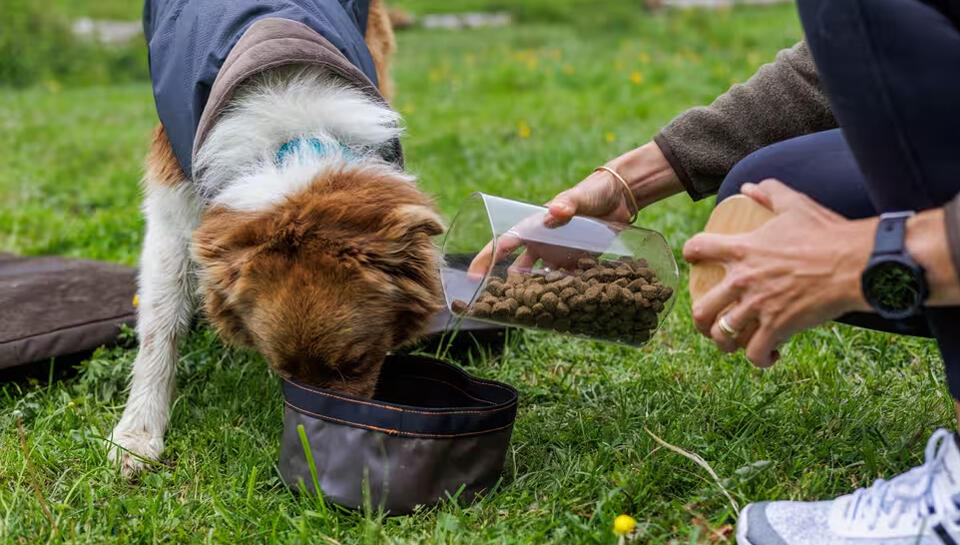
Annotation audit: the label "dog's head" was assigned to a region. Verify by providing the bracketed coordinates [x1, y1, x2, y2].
[192, 164, 444, 396]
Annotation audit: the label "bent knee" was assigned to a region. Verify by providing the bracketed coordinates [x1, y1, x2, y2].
[717, 146, 785, 203]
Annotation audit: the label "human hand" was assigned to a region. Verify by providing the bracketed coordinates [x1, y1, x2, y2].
[682, 180, 874, 367]
[465, 211, 588, 280]
[543, 168, 634, 228]
[545, 141, 681, 228]
[468, 142, 681, 278]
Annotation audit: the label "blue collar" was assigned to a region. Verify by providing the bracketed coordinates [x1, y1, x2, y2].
[275, 137, 356, 164]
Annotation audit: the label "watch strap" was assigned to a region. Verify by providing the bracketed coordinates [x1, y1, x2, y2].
[872, 211, 914, 256]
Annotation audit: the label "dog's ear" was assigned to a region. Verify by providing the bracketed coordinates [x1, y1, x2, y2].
[348, 203, 444, 346]
[192, 208, 261, 291]
[353, 204, 443, 278]
[380, 204, 445, 239]
[192, 207, 262, 346]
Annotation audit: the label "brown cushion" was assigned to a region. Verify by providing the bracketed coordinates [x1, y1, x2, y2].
[0, 253, 136, 369]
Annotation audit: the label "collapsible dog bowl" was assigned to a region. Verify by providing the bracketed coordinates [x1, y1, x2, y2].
[278, 354, 518, 514]
[441, 193, 679, 346]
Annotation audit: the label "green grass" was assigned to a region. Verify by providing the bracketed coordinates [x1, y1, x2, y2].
[0, 3, 953, 544]
[0, 0, 147, 88]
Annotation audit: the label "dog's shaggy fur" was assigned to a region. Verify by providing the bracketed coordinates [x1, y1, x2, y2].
[110, 0, 443, 475]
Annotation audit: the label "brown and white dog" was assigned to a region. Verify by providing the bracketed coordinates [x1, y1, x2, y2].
[110, 1, 444, 475]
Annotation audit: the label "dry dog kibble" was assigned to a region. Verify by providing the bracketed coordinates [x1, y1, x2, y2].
[583, 285, 603, 304]
[639, 284, 659, 299]
[486, 280, 506, 297]
[577, 257, 597, 270]
[556, 275, 576, 290]
[627, 278, 647, 291]
[540, 292, 559, 313]
[451, 256, 674, 344]
[451, 299, 470, 314]
[559, 287, 579, 301]
[515, 305, 534, 324]
[492, 302, 513, 319]
[520, 286, 538, 307]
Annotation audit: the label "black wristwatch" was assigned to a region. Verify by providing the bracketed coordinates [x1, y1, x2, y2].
[861, 211, 929, 319]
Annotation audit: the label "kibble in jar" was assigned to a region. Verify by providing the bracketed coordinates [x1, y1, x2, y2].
[452, 257, 674, 345]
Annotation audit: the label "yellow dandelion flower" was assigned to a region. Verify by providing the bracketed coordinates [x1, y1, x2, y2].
[605, 132, 616, 143]
[517, 120, 531, 139]
[613, 514, 636, 536]
[562, 64, 575, 75]
[630, 71, 645, 84]
[132, 294, 139, 308]
[43, 79, 62, 93]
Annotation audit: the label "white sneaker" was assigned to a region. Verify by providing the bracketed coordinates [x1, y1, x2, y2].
[737, 429, 960, 545]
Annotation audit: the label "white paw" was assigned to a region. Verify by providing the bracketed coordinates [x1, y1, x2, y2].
[108, 425, 164, 477]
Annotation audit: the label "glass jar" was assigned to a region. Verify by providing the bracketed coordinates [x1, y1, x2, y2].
[441, 193, 679, 346]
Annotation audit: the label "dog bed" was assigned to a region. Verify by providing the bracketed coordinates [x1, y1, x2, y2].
[278, 353, 518, 513]
[0, 253, 137, 371]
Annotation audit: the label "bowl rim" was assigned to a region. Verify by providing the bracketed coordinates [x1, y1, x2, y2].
[282, 354, 519, 439]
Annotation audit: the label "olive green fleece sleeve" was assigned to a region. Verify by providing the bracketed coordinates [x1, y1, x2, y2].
[653, 41, 838, 200]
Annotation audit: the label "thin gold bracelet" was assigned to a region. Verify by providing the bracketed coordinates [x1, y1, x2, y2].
[594, 166, 640, 224]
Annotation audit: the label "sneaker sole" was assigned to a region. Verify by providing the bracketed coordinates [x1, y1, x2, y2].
[736, 504, 756, 545]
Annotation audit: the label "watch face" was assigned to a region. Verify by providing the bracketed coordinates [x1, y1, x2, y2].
[863, 260, 922, 315]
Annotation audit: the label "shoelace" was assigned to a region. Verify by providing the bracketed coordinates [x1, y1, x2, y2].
[843, 429, 954, 532]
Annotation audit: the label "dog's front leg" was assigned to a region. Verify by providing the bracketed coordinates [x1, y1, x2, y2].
[109, 183, 199, 476]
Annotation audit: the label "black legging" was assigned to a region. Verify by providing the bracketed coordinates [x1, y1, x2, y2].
[717, 0, 960, 395]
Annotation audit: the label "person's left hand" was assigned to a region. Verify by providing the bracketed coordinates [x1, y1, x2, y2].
[682, 179, 876, 367]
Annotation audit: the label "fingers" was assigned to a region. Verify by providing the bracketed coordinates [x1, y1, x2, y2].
[466, 232, 527, 280]
[710, 302, 759, 353]
[745, 324, 781, 368]
[692, 276, 743, 337]
[740, 180, 792, 213]
[545, 191, 578, 228]
[683, 233, 742, 264]
[736, 321, 760, 351]
[742, 179, 811, 215]
[707, 311, 780, 367]
[738, 182, 774, 210]
[545, 170, 627, 227]
[742, 179, 845, 224]
[467, 240, 496, 280]
[509, 249, 538, 273]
